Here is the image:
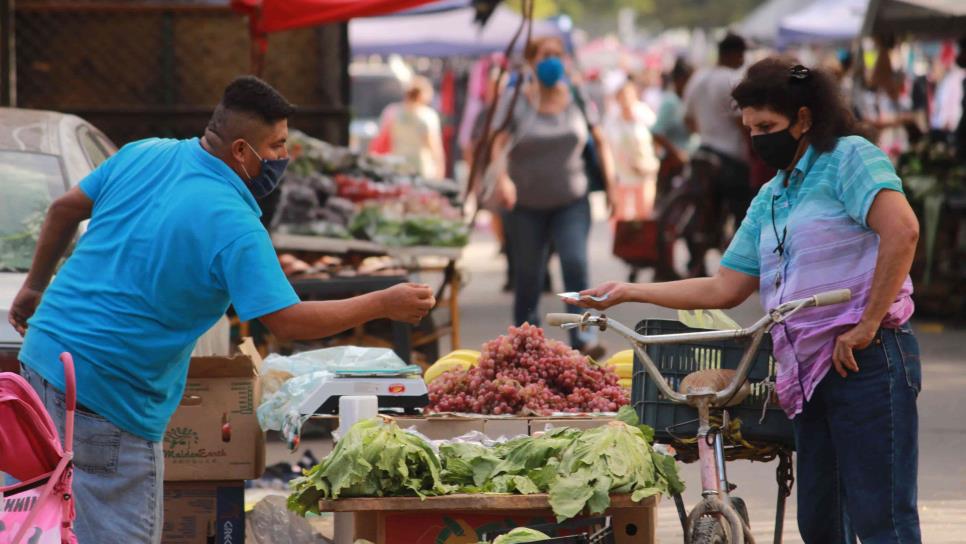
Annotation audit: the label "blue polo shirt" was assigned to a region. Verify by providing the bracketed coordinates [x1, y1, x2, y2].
[19, 138, 299, 441]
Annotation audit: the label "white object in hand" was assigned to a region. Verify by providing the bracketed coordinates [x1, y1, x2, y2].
[557, 292, 609, 302]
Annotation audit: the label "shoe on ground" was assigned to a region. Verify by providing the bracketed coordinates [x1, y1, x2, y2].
[579, 343, 607, 361]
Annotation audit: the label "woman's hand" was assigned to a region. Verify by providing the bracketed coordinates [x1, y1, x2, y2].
[832, 320, 877, 377]
[606, 186, 620, 219]
[496, 178, 517, 210]
[565, 282, 634, 310]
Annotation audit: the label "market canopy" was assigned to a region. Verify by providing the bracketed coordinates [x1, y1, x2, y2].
[349, 4, 567, 57]
[861, 0, 966, 38]
[737, 0, 816, 45]
[776, 0, 870, 48]
[231, 0, 440, 34]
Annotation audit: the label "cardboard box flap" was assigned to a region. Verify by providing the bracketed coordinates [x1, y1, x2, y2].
[187, 338, 263, 379]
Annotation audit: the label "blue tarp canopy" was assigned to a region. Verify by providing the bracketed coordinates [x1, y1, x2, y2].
[777, 0, 870, 48]
[349, 3, 567, 57]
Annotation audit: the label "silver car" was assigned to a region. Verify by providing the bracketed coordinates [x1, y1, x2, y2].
[0, 108, 117, 371]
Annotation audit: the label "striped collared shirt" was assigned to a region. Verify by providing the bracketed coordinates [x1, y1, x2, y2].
[721, 135, 914, 418]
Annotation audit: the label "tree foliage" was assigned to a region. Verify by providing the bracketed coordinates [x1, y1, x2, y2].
[507, 0, 766, 30]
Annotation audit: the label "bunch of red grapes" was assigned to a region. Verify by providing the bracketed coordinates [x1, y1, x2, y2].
[427, 323, 628, 415]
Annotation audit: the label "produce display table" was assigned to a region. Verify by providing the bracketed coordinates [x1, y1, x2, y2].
[271, 233, 465, 358]
[319, 493, 658, 544]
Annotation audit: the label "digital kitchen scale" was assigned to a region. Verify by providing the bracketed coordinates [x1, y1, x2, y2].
[296, 366, 429, 416]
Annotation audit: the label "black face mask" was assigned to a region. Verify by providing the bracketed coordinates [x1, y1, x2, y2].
[751, 127, 801, 171]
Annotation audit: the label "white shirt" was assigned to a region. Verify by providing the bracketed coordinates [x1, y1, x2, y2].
[387, 103, 443, 179]
[605, 108, 659, 185]
[931, 67, 964, 132]
[683, 65, 747, 161]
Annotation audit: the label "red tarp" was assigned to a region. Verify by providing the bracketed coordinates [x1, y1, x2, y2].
[231, 0, 440, 34]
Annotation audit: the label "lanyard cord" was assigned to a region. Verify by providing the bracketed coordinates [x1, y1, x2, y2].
[771, 172, 789, 258]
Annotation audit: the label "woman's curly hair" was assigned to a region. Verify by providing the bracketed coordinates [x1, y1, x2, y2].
[732, 56, 864, 152]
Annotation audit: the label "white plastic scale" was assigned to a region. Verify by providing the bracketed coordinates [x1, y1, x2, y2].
[296, 366, 429, 416]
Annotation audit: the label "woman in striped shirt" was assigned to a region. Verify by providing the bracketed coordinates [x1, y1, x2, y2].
[574, 57, 922, 543]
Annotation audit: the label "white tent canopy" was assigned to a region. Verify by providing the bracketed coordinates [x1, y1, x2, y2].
[777, 0, 870, 48]
[737, 0, 817, 45]
[349, 5, 565, 57]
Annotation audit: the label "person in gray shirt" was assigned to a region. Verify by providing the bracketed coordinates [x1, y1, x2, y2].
[490, 36, 617, 356]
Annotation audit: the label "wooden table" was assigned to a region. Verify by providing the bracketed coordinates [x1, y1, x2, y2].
[318, 493, 659, 544]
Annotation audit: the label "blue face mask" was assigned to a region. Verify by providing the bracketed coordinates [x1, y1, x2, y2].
[241, 140, 289, 199]
[535, 56, 565, 88]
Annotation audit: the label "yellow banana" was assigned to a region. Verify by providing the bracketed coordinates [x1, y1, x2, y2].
[424, 358, 472, 383]
[442, 349, 481, 366]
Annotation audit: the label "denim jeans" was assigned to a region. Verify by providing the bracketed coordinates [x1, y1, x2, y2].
[505, 197, 596, 348]
[793, 325, 922, 543]
[20, 365, 164, 544]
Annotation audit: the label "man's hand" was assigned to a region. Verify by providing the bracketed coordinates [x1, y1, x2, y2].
[380, 283, 436, 324]
[832, 321, 877, 377]
[8, 286, 44, 336]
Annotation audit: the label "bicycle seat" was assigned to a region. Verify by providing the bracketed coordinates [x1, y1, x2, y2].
[678, 369, 750, 406]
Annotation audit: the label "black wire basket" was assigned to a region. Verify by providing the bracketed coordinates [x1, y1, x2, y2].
[631, 319, 795, 448]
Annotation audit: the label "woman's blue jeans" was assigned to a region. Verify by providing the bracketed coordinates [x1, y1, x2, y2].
[505, 197, 596, 348]
[793, 325, 922, 543]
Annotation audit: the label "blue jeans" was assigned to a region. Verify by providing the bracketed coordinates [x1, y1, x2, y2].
[505, 197, 596, 348]
[793, 326, 922, 543]
[19, 365, 164, 544]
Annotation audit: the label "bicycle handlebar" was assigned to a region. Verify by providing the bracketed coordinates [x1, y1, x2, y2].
[546, 289, 852, 406]
[546, 313, 582, 327]
[811, 288, 851, 307]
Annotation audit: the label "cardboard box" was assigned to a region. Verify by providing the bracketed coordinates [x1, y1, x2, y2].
[396, 415, 613, 440]
[163, 338, 265, 481]
[162, 480, 245, 544]
[529, 417, 615, 434]
[397, 416, 530, 440]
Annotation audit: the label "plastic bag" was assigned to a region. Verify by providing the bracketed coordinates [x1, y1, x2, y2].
[677, 309, 741, 330]
[262, 346, 408, 377]
[257, 347, 409, 446]
[247, 495, 330, 544]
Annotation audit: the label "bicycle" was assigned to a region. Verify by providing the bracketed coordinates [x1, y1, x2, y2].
[546, 288, 852, 544]
[655, 148, 742, 280]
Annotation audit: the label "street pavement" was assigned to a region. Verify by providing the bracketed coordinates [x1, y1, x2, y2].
[268, 196, 966, 542]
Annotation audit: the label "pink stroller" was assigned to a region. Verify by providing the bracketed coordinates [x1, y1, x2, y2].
[0, 353, 77, 544]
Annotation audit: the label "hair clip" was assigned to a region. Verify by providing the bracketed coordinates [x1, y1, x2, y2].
[789, 65, 811, 81]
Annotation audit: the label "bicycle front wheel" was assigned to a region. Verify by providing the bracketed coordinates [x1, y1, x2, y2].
[690, 515, 729, 544]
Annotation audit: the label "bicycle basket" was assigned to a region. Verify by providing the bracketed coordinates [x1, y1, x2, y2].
[631, 319, 794, 448]
[481, 516, 614, 544]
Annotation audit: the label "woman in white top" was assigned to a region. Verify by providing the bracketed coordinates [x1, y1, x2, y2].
[380, 76, 446, 179]
[605, 81, 660, 219]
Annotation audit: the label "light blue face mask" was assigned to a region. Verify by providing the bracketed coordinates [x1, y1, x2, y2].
[535, 56, 565, 87]
[241, 140, 289, 199]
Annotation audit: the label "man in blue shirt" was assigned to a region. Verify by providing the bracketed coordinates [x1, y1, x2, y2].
[7, 76, 435, 542]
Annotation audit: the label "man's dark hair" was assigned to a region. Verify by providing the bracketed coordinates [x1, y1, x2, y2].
[718, 33, 746, 57]
[670, 57, 693, 81]
[207, 76, 295, 140]
[732, 56, 864, 153]
[221, 75, 294, 122]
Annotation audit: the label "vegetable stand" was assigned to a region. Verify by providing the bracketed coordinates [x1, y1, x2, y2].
[270, 232, 464, 364]
[317, 493, 659, 544]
